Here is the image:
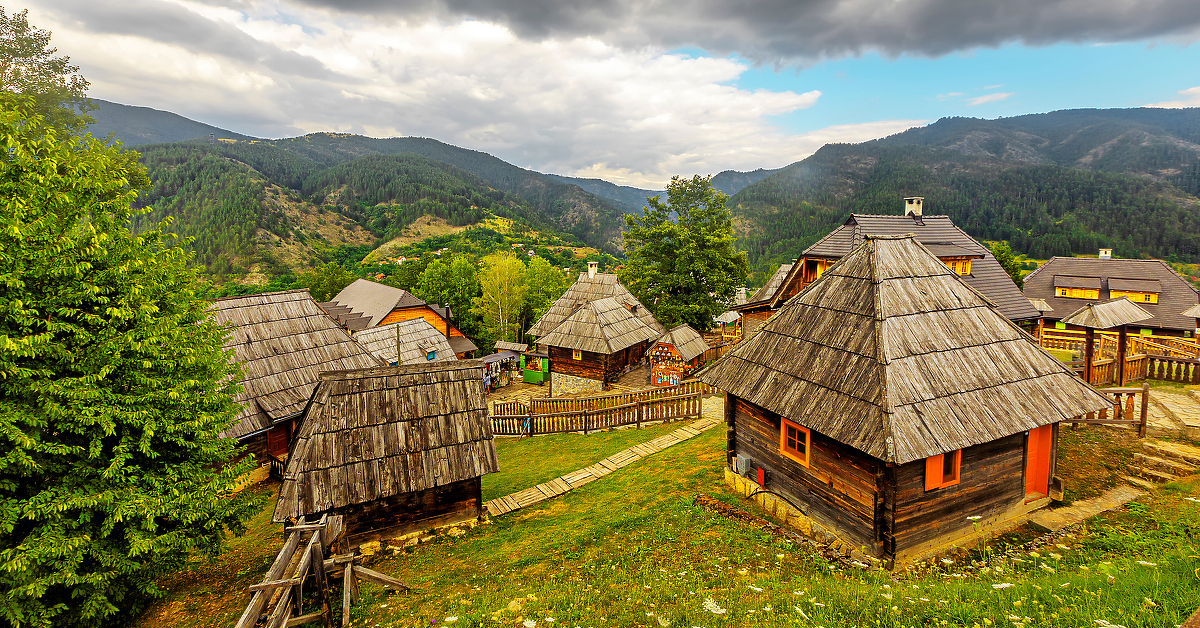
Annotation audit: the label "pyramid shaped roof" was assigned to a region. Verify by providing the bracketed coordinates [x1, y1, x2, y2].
[527, 272, 665, 339]
[536, 297, 661, 354]
[701, 234, 1112, 464]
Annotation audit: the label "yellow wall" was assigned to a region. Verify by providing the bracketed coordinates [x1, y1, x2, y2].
[1056, 287, 1100, 299]
[940, 258, 972, 275]
[1110, 290, 1159, 304]
[379, 306, 465, 337]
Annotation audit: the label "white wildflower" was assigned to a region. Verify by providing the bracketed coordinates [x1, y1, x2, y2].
[794, 607, 810, 620]
[657, 617, 670, 627]
[941, 558, 954, 565]
[523, 621, 537, 628]
[702, 598, 726, 615]
[967, 515, 982, 521]
[1136, 560, 1158, 567]
[992, 583, 1015, 589]
[1049, 553, 1062, 560]
[444, 618, 458, 623]
[762, 606, 772, 611]
[1143, 597, 1157, 607]
[1040, 564, 1057, 573]
[747, 585, 763, 592]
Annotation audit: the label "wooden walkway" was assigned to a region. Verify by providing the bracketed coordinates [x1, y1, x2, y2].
[484, 414, 723, 516]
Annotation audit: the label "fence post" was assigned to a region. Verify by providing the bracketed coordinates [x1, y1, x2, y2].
[1139, 382, 1149, 438]
[525, 408, 532, 438]
[636, 402, 643, 430]
[695, 391, 703, 420]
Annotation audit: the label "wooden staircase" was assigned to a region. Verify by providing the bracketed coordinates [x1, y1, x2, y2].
[1124, 440, 1200, 490]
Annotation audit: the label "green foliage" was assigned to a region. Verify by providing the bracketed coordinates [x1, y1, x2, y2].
[0, 9, 92, 135]
[992, 241, 1024, 289]
[522, 256, 569, 332]
[0, 97, 259, 627]
[297, 261, 357, 302]
[473, 253, 528, 343]
[413, 254, 484, 340]
[621, 175, 748, 331]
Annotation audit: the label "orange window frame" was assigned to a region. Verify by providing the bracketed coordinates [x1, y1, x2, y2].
[779, 418, 811, 467]
[924, 450, 962, 491]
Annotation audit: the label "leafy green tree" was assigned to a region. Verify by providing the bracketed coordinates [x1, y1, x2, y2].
[992, 241, 1024, 289]
[620, 175, 748, 331]
[522, 256, 568, 333]
[298, 261, 357, 302]
[0, 96, 259, 628]
[414, 254, 484, 338]
[473, 253, 528, 343]
[0, 9, 93, 135]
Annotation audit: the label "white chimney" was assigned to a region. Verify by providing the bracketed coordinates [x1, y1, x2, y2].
[587, 261, 598, 278]
[1099, 248, 1112, 260]
[904, 197, 924, 217]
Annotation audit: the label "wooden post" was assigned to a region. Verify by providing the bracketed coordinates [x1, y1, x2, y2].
[1084, 328, 1096, 385]
[636, 402, 643, 430]
[311, 543, 332, 628]
[724, 392, 736, 467]
[1036, 317, 1044, 343]
[342, 557, 353, 627]
[1139, 382, 1149, 438]
[695, 390, 703, 420]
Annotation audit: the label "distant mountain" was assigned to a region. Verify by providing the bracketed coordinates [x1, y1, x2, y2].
[544, 174, 661, 212]
[711, 167, 783, 196]
[86, 99, 255, 145]
[730, 107, 1200, 282]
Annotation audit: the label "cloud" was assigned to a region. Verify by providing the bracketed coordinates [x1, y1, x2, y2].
[1147, 86, 1200, 108]
[936, 92, 965, 100]
[288, 0, 1200, 63]
[967, 92, 1014, 105]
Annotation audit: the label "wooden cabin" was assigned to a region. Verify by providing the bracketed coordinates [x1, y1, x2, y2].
[1023, 254, 1200, 337]
[273, 361, 499, 547]
[714, 287, 747, 344]
[527, 261, 665, 342]
[352, 317, 457, 366]
[320, 278, 479, 357]
[737, 197, 1039, 339]
[701, 235, 1112, 567]
[649, 324, 711, 386]
[208, 290, 383, 461]
[535, 297, 661, 395]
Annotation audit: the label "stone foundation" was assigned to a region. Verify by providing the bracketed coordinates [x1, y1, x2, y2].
[551, 372, 604, 395]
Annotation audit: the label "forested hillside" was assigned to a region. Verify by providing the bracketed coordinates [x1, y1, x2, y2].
[731, 107, 1200, 279]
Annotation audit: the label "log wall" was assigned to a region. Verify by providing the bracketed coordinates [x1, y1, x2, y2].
[329, 477, 483, 547]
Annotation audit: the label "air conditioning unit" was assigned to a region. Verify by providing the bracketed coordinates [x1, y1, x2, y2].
[735, 454, 750, 475]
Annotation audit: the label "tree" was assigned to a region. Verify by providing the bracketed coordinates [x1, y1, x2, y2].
[992, 241, 1024, 289]
[0, 9, 93, 135]
[414, 254, 483, 338]
[521, 256, 568, 333]
[0, 96, 259, 628]
[473, 253, 527, 343]
[298, 261, 356, 302]
[620, 175, 748, 331]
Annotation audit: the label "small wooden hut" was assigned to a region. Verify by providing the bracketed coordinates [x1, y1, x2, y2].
[649, 324, 711, 386]
[701, 234, 1113, 566]
[1059, 298, 1152, 386]
[527, 261, 665, 341]
[353, 317, 456, 366]
[273, 361, 499, 547]
[536, 296, 661, 395]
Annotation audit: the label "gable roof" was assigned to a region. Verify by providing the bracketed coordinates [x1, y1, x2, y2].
[353, 317, 456, 365]
[208, 289, 384, 440]
[448, 336, 479, 355]
[536, 297, 661, 354]
[795, 214, 1040, 321]
[1023, 257, 1200, 332]
[273, 361, 499, 522]
[527, 272, 665, 338]
[1060, 298, 1153, 330]
[700, 235, 1112, 465]
[750, 263, 793, 303]
[322, 279, 430, 328]
[655, 324, 711, 362]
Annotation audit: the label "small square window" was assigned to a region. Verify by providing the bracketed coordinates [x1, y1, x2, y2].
[925, 450, 961, 491]
[779, 418, 810, 467]
[426, 351, 436, 361]
[572, 349, 582, 360]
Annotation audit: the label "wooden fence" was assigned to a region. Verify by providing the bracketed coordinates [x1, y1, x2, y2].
[236, 514, 409, 628]
[492, 379, 718, 416]
[1042, 328, 1200, 360]
[1069, 383, 1150, 437]
[492, 390, 705, 436]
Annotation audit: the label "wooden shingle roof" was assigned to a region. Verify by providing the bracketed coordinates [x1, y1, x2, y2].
[750, 263, 793, 303]
[656, 324, 711, 362]
[209, 289, 384, 440]
[1023, 257, 1200, 332]
[322, 279, 430, 328]
[536, 297, 661, 354]
[527, 272, 665, 338]
[353, 318, 457, 365]
[273, 361, 499, 522]
[797, 214, 1040, 321]
[1060, 298, 1152, 330]
[493, 341, 529, 352]
[701, 235, 1112, 465]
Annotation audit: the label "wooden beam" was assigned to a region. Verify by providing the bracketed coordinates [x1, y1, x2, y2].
[235, 516, 307, 628]
[352, 565, 411, 591]
[285, 612, 326, 627]
[247, 578, 303, 592]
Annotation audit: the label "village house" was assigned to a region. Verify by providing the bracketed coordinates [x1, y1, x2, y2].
[320, 278, 479, 358]
[352, 317, 456, 366]
[208, 289, 383, 461]
[701, 234, 1111, 567]
[649, 324, 711, 387]
[737, 197, 1039, 338]
[1022, 252, 1200, 337]
[273, 361, 499, 548]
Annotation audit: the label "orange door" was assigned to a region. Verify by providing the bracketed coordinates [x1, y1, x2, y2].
[1024, 425, 1053, 500]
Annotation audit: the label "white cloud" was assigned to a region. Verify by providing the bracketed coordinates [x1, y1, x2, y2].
[967, 92, 1014, 105]
[936, 92, 965, 100]
[1146, 86, 1200, 108]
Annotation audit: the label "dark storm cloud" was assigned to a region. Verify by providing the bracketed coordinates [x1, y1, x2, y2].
[41, 0, 347, 80]
[291, 0, 1200, 61]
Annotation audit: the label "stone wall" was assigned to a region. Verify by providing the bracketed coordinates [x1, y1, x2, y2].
[551, 372, 603, 395]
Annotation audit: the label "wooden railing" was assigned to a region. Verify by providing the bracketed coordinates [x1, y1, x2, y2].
[492, 380, 717, 416]
[493, 390, 705, 436]
[492, 400, 529, 416]
[1146, 355, 1200, 384]
[1043, 328, 1200, 360]
[1070, 384, 1149, 438]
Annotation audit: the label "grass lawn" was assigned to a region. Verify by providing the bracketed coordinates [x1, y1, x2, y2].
[1045, 348, 1076, 363]
[1055, 425, 1139, 503]
[137, 424, 1200, 628]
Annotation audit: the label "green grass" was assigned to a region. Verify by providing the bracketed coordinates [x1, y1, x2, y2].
[1045, 348, 1076, 363]
[136, 424, 1200, 628]
[483, 420, 692, 501]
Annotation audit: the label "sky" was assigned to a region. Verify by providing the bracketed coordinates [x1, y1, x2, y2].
[29, 0, 1200, 188]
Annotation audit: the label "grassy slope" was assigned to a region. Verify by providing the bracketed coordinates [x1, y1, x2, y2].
[138, 425, 1200, 628]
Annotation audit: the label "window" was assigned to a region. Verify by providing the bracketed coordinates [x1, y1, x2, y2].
[1110, 289, 1159, 304]
[941, 258, 972, 275]
[779, 418, 810, 467]
[572, 349, 582, 360]
[1056, 287, 1100, 299]
[426, 350, 436, 361]
[924, 450, 961, 491]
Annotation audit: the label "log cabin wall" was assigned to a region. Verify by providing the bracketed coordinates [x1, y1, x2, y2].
[548, 345, 607, 381]
[888, 433, 1026, 559]
[327, 477, 483, 547]
[732, 397, 883, 553]
[740, 310, 772, 339]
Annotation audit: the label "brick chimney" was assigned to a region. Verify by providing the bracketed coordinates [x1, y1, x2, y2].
[587, 261, 598, 278]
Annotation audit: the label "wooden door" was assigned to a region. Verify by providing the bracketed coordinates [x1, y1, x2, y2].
[1024, 425, 1053, 500]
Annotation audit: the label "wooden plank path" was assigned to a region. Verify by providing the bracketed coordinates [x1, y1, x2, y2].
[484, 415, 723, 516]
